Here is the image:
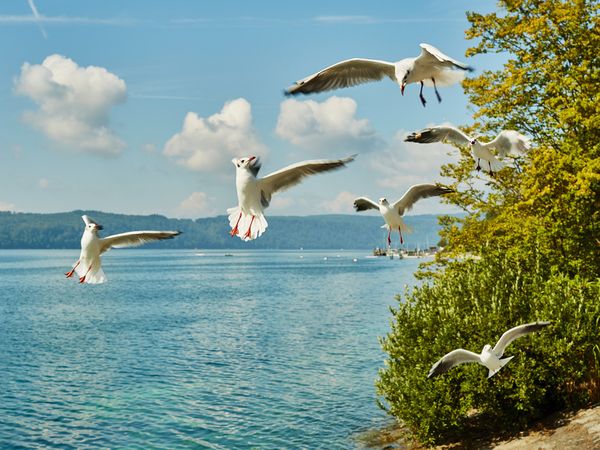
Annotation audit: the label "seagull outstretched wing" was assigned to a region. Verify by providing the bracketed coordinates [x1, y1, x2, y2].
[285, 59, 396, 95]
[257, 156, 355, 205]
[428, 349, 481, 378]
[393, 184, 453, 215]
[353, 197, 379, 212]
[492, 321, 551, 357]
[100, 231, 181, 254]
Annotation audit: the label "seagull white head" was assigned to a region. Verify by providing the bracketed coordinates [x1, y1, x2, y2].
[232, 156, 258, 169]
[81, 215, 103, 232]
[378, 197, 389, 206]
[400, 72, 410, 95]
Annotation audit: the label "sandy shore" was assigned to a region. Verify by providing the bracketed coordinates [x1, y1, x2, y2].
[359, 405, 600, 449]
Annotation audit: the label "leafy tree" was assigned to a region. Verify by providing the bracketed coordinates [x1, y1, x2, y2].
[377, 0, 600, 444]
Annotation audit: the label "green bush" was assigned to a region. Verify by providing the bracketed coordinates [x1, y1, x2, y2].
[376, 251, 600, 444]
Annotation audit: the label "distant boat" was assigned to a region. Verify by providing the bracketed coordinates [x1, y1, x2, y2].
[224, 253, 234, 257]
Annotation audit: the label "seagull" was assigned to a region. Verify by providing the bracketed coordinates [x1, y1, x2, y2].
[428, 321, 551, 379]
[228, 155, 355, 241]
[65, 215, 181, 284]
[353, 184, 452, 246]
[405, 126, 531, 176]
[285, 43, 474, 107]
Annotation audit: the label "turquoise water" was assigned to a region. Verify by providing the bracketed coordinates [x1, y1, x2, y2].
[0, 249, 424, 449]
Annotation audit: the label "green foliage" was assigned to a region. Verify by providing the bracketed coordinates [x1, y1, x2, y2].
[377, 0, 600, 444]
[377, 252, 599, 444]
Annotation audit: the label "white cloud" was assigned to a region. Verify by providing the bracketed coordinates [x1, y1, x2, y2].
[371, 131, 458, 189]
[173, 191, 216, 218]
[320, 190, 359, 214]
[0, 201, 16, 211]
[163, 98, 264, 172]
[276, 96, 382, 153]
[38, 178, 49, 189]
[15, 54, 127, 156]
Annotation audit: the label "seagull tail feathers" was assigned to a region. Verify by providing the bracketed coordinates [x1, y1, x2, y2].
[75, 263, 107, 284]
[488, 356, 514, 378]
[227, 207, 268, 241]
[475, 156, 504, 174]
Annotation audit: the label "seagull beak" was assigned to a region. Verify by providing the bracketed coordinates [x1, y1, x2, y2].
[95, 224, 103, 231]
[248, 156, 256, 164]
[401, 82, 406, 96]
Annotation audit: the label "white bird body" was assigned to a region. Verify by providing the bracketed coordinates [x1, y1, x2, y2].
[229, 155, 355, 241]
[285, 43, 473, 107]
[76, 226, 106, 284]
[405, 125, 531, 175]
[428, 321, 550, 379]
[66, 215, 181, 284]
[354, 184, 452, 246]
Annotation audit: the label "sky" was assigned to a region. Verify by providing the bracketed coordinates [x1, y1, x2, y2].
[0, 0, 502, 219]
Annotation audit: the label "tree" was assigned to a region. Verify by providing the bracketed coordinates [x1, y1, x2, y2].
[376, 0, 600, 444]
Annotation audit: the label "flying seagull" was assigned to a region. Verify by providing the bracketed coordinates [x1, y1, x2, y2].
[65, 215, 181, 284]
[405, 126, 531, 176]
[353, 184, 452, 246]
[228, 155, 355, 241]
[428, 321, 550, 379]
[285, 43, 474, 107]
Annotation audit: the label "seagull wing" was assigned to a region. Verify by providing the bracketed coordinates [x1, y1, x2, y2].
[484, 130, 531, 158]
[285, 59, 397, 95]
[404, 125, 472, 147]
[392, 184, 453, 215]
[353, 197, 379, 212]
[417, 43, 474, 71]
[428, 349, 481, 378]
[99, 231, 181, 254]
[257, 156, 355, 202]
[492, 321, 551, 357]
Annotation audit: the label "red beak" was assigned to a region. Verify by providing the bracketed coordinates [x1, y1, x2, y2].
[248, 156, 256, 163]
[401, 83, 405, 96]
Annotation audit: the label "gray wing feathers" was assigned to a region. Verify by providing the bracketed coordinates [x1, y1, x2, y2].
[100, 231, 181, 254]
[353, 197, 379, 212]
[258, 156, 355, 197]
[428, 349, 481, 378]
[404, 126, 471, 147]
[492, 321, 551, 356]
[419, 43, 474, 71]
[285, 59, 396, 95]
[486, 130, 531, 158]
[393, 184, 453, 215]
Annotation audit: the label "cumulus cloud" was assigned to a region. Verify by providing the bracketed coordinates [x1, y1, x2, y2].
[0, 201, 16, 211]
[276, 96, 382, 153]
[371, 131, 458, 189]
[320, 190, 358, 213]
[163, 98, 264, 172]
[15, 54, 126, 155]
[173, 191, 216, 218]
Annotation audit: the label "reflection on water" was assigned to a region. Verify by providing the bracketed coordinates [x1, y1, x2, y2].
[0, 249, 423, 449]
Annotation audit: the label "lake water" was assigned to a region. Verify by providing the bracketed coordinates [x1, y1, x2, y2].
[0, 249, 425, 449]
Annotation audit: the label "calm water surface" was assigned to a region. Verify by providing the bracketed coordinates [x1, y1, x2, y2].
[0, 249, 424, 449]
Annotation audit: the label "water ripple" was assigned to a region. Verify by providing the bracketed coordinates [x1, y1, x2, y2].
[0, 249, 422, 448]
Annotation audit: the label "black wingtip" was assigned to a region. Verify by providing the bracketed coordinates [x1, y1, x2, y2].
[465, 65, 475, 73]
[404, 133, 418, 143]
[283, 89, 293, 97]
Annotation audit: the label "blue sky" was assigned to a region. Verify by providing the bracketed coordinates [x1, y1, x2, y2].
[0, 0, 501, 218]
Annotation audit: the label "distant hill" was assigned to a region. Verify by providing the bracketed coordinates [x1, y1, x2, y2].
[0, 211, 457, 250]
